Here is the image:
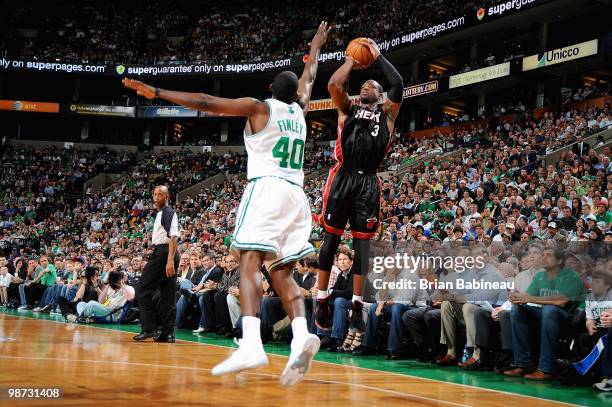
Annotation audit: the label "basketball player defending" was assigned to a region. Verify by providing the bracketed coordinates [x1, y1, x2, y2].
[123, 22, 332, 386]
[315, 39, 404, 333]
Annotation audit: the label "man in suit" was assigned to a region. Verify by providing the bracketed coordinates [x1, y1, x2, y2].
[178, 252, 205, 290]
[200, 255, 240, 335]
[572, 135, 590, 158]
[174, 251, 207, 328]
[183, 253, 223, 332]
[320, 247, 354, 351]
[260, 258, 317, 342]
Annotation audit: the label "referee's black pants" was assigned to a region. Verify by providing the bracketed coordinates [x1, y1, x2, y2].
[137, 244, 179, 334]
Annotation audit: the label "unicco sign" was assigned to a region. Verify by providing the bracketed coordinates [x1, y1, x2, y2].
[522, 39, 598, 71]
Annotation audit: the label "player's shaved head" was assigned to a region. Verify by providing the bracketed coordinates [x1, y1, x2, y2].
[360, 79, 383, 104]
[153, 185, 169, 209]
[155, 185, 169, 196]
[271, 71, 299, 104]
[366, 80, 383, 93]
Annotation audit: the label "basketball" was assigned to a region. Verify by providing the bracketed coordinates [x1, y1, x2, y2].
[346, 37, 374, 67]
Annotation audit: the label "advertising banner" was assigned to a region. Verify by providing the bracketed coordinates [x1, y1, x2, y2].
[449, 62, 511, 89]
[403, 81, 439, 98]
[0, 1, 549, 78]
[308, 95, 363, 112]
[0, 99, 59, 113]
[522, 39, 598, 71]
[66, 104, 136, 117]
[138, 106, 198, 118]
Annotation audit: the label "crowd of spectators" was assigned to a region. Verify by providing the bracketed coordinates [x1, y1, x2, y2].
[135, 150, 247, 195]
[0, 92, 611, 391]
[5, 0, 509, 65]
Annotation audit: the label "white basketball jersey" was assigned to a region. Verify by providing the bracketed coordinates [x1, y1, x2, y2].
[244, 98, 306, 187]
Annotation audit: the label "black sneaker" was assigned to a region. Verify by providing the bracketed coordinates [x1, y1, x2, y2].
[180, 288, 198, 304]
[315, 297, 332, 330]
[350, 300, 365, 331]
[133, 331, 157, 341]
[154, 331, 176, 343]
[320, 336, 338, 351]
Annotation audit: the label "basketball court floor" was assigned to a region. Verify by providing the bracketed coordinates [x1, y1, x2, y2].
[1, 310, 606, 406]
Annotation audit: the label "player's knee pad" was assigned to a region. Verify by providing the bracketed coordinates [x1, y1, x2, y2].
[318, 232, 341, 271]
[352, 238, 370, 276]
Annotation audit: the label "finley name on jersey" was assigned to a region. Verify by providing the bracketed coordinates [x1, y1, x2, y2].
[277, 119, 304, 135]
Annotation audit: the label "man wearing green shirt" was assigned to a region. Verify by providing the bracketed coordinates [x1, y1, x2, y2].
[24, 255, 57, 309]
[505, 247, 585, 380]
[595, 201, 612, 225]
[417, 191, 435, 213]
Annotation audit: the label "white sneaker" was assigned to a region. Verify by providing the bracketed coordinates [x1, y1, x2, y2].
[192, 327, 205, 334]
[593, 378, 612, 392]
[33, 307, 41, 312]
[66, 314, 77, 323]
[280, 333, 320, 386]
[211, 339, 268, 376]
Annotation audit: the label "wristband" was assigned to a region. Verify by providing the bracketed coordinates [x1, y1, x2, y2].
[155, 88, 160, 99]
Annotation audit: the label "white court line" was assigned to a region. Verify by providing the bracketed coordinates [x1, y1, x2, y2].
[3, 314, 577, 406]
[0, 355, 468, 407]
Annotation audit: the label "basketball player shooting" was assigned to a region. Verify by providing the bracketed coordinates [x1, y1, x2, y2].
[122, 21, 332, 386]
[315, 38, 404, 338]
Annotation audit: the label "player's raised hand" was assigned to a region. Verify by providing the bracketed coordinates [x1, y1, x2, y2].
[309, 21, 333, 50]
[122, 78, 156, 99]
[361, 38, 381, 60]
[345, 56, 367, 71]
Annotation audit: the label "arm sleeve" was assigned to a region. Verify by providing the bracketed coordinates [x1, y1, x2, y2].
[169, 213, 180, 237]
[585, 299, 594, 320]
[415, 286, 429, 307]
[526, 273, 540, 296]
[559, 271, 586, 301]
[376, 55, 404, 103]
[161, 207, 180, 238]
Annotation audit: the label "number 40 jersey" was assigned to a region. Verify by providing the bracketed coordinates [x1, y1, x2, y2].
[244, 98, 307, 187]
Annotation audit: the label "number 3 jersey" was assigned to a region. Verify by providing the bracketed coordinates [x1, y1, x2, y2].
[244, 98, 307, 187]
[335, 104, 390, 172]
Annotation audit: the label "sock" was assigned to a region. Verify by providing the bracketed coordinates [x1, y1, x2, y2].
[242, 316, 262, 347]
[352, 295, 363, 303]
[472, 347, 481, 360]
[317, 289, 329, 300]
[291, 317, 309, 341]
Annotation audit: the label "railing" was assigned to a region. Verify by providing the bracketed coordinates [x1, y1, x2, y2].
[176, 173, 245, 203]
[393, 148, 465, 180]
[538, 126, 612, 168]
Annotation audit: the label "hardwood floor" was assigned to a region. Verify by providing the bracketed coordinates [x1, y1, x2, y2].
[0, 314, 574, 406]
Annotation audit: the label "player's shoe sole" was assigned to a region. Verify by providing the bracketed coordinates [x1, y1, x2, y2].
[280, 334, 321, 386]
[211, 345, 268, 376]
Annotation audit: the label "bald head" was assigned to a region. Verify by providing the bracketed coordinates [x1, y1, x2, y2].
[153, 185, 169, 209]
[271, 71, 299, 104]
[360, 80, 383, 104]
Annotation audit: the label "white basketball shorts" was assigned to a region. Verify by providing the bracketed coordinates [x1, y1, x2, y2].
[230, 176, 315, 271]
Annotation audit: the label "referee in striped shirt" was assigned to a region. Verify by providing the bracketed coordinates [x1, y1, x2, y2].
[134, 185, 180, 343]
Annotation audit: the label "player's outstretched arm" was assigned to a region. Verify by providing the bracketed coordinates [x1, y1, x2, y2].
[363, 39, 404, 131]
[327, 57, 359, 118]
[297, 21, 332, 115]
[122, 78, 267, 117]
